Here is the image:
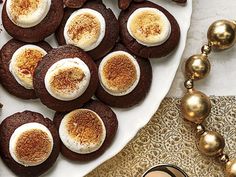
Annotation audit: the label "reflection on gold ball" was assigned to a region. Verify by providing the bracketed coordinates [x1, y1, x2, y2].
[226, 159, 236, 177]
[181, 90, 211, 124]
[208, 20, 236, 50]
[185, 54, 211, 80]
[197, 131, 225, 156]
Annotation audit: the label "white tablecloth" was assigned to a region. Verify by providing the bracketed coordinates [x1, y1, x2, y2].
[168, 0, 236, 97]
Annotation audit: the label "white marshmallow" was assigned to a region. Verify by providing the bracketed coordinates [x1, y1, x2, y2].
[127, 7, 171, 47]
[9, 44, 47, 89]
[59, 109, 106, 154]
[64, 8, 106, 51]
[6, 0, 51, 28]
[44, 58, 91, 101]
[99, 51, 140, 96]
[9, 122, 53, 167]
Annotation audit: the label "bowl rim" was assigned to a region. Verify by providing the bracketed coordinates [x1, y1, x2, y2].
[142, 164, 189, 177]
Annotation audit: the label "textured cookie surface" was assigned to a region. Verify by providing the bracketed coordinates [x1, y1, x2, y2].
[0, 39, 52, 99]
[55, 1, 119, 60]
[0, 111, 60, 177]
[53, 100, 118, 161]
[119, 1, 180, 58]
[33, 45, 98, 112]
[95, 43, 152, 108]
[2, 0, 64, 42]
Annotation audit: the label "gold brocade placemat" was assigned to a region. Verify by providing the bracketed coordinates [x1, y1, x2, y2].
[87, 96, 236, 177]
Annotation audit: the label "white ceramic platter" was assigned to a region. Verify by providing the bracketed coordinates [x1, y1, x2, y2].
[0, 0, 192, 176]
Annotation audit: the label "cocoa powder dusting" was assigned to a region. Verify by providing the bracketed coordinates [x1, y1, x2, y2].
[10, 0, 40, 21]
[66, 110, 103, 145]
[50, 67, 85, 92]
[131, 12, 162, 38]
[103, 55, 137, 92]
[15, 129, 52, 164]
[67, 13, 100, 43]
[16, 49, 44, 76]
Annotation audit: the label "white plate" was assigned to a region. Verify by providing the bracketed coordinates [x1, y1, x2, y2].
[0, 0, 192, 176]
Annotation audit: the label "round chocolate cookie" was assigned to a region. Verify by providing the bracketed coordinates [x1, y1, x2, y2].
[0, 111, 60, 177]
[2, 0, 64, 43]
[33, 45, 98, 112]
[55, 1, 119, 60]
[119, 1, 180, 58]
[95, 43, 152, 108]
[0, 39, 52, 99]
[53, 100, 118, 161]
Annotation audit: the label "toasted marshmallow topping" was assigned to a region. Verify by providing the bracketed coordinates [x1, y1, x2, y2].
[44, 58, 90, 101]
[99, 51, 140, 96]
[59, 109, 106, 154]
[127, 7, 171, 47]
[6, 0, 51, 28]
[9, 122, 53, 167]
[9, 45, 47, 89]
[64, 8, 106, 51]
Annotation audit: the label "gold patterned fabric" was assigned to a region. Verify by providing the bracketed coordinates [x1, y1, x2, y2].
[87, 96, 236, 177]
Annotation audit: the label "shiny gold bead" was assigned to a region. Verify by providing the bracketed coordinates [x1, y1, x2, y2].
[197, 131, 225, 156]
[226, 159, 236, 177]
[185, 54, 211, 80]
[184, 79, 194, 89]
[201, 44, 212, 55]
[196, 124, 205, 136]
[219, 153, 230, 164]
[208, 20, 236, 50]
[180, 89, 211, 124]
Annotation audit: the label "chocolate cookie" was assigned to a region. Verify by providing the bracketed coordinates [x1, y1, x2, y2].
[2, 0, 64, 42]
[53, 100, 118, 161]
[0, 39, 52, 99]
[119, 1, 180, 58]
[118, 0, 145, 10]
[33, 45, 98, 112]
[55, 1, 119, 60]
[95, 43, 152, 108]
[0, 111, 60, 177]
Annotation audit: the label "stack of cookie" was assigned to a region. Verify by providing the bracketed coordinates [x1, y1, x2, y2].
[0, 0, 183, 176]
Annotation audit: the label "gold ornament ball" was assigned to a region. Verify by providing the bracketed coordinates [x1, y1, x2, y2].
[185, 54, 211, 80]
[197, 130, 225, 156]
[226, 159, 236, 177]
[181, 90, 211, 124]
[208, 20, 236, 50]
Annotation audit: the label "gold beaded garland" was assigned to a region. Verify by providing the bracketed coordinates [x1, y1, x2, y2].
[226, 160, 236, 177]
[184, 79, 194, 89]
[181, 89, 211, 124]
[208, 20, 236, 50]
[180, 19, 236, 177]
[185, 54, 211, 80]
[197, 130, 225, 156]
